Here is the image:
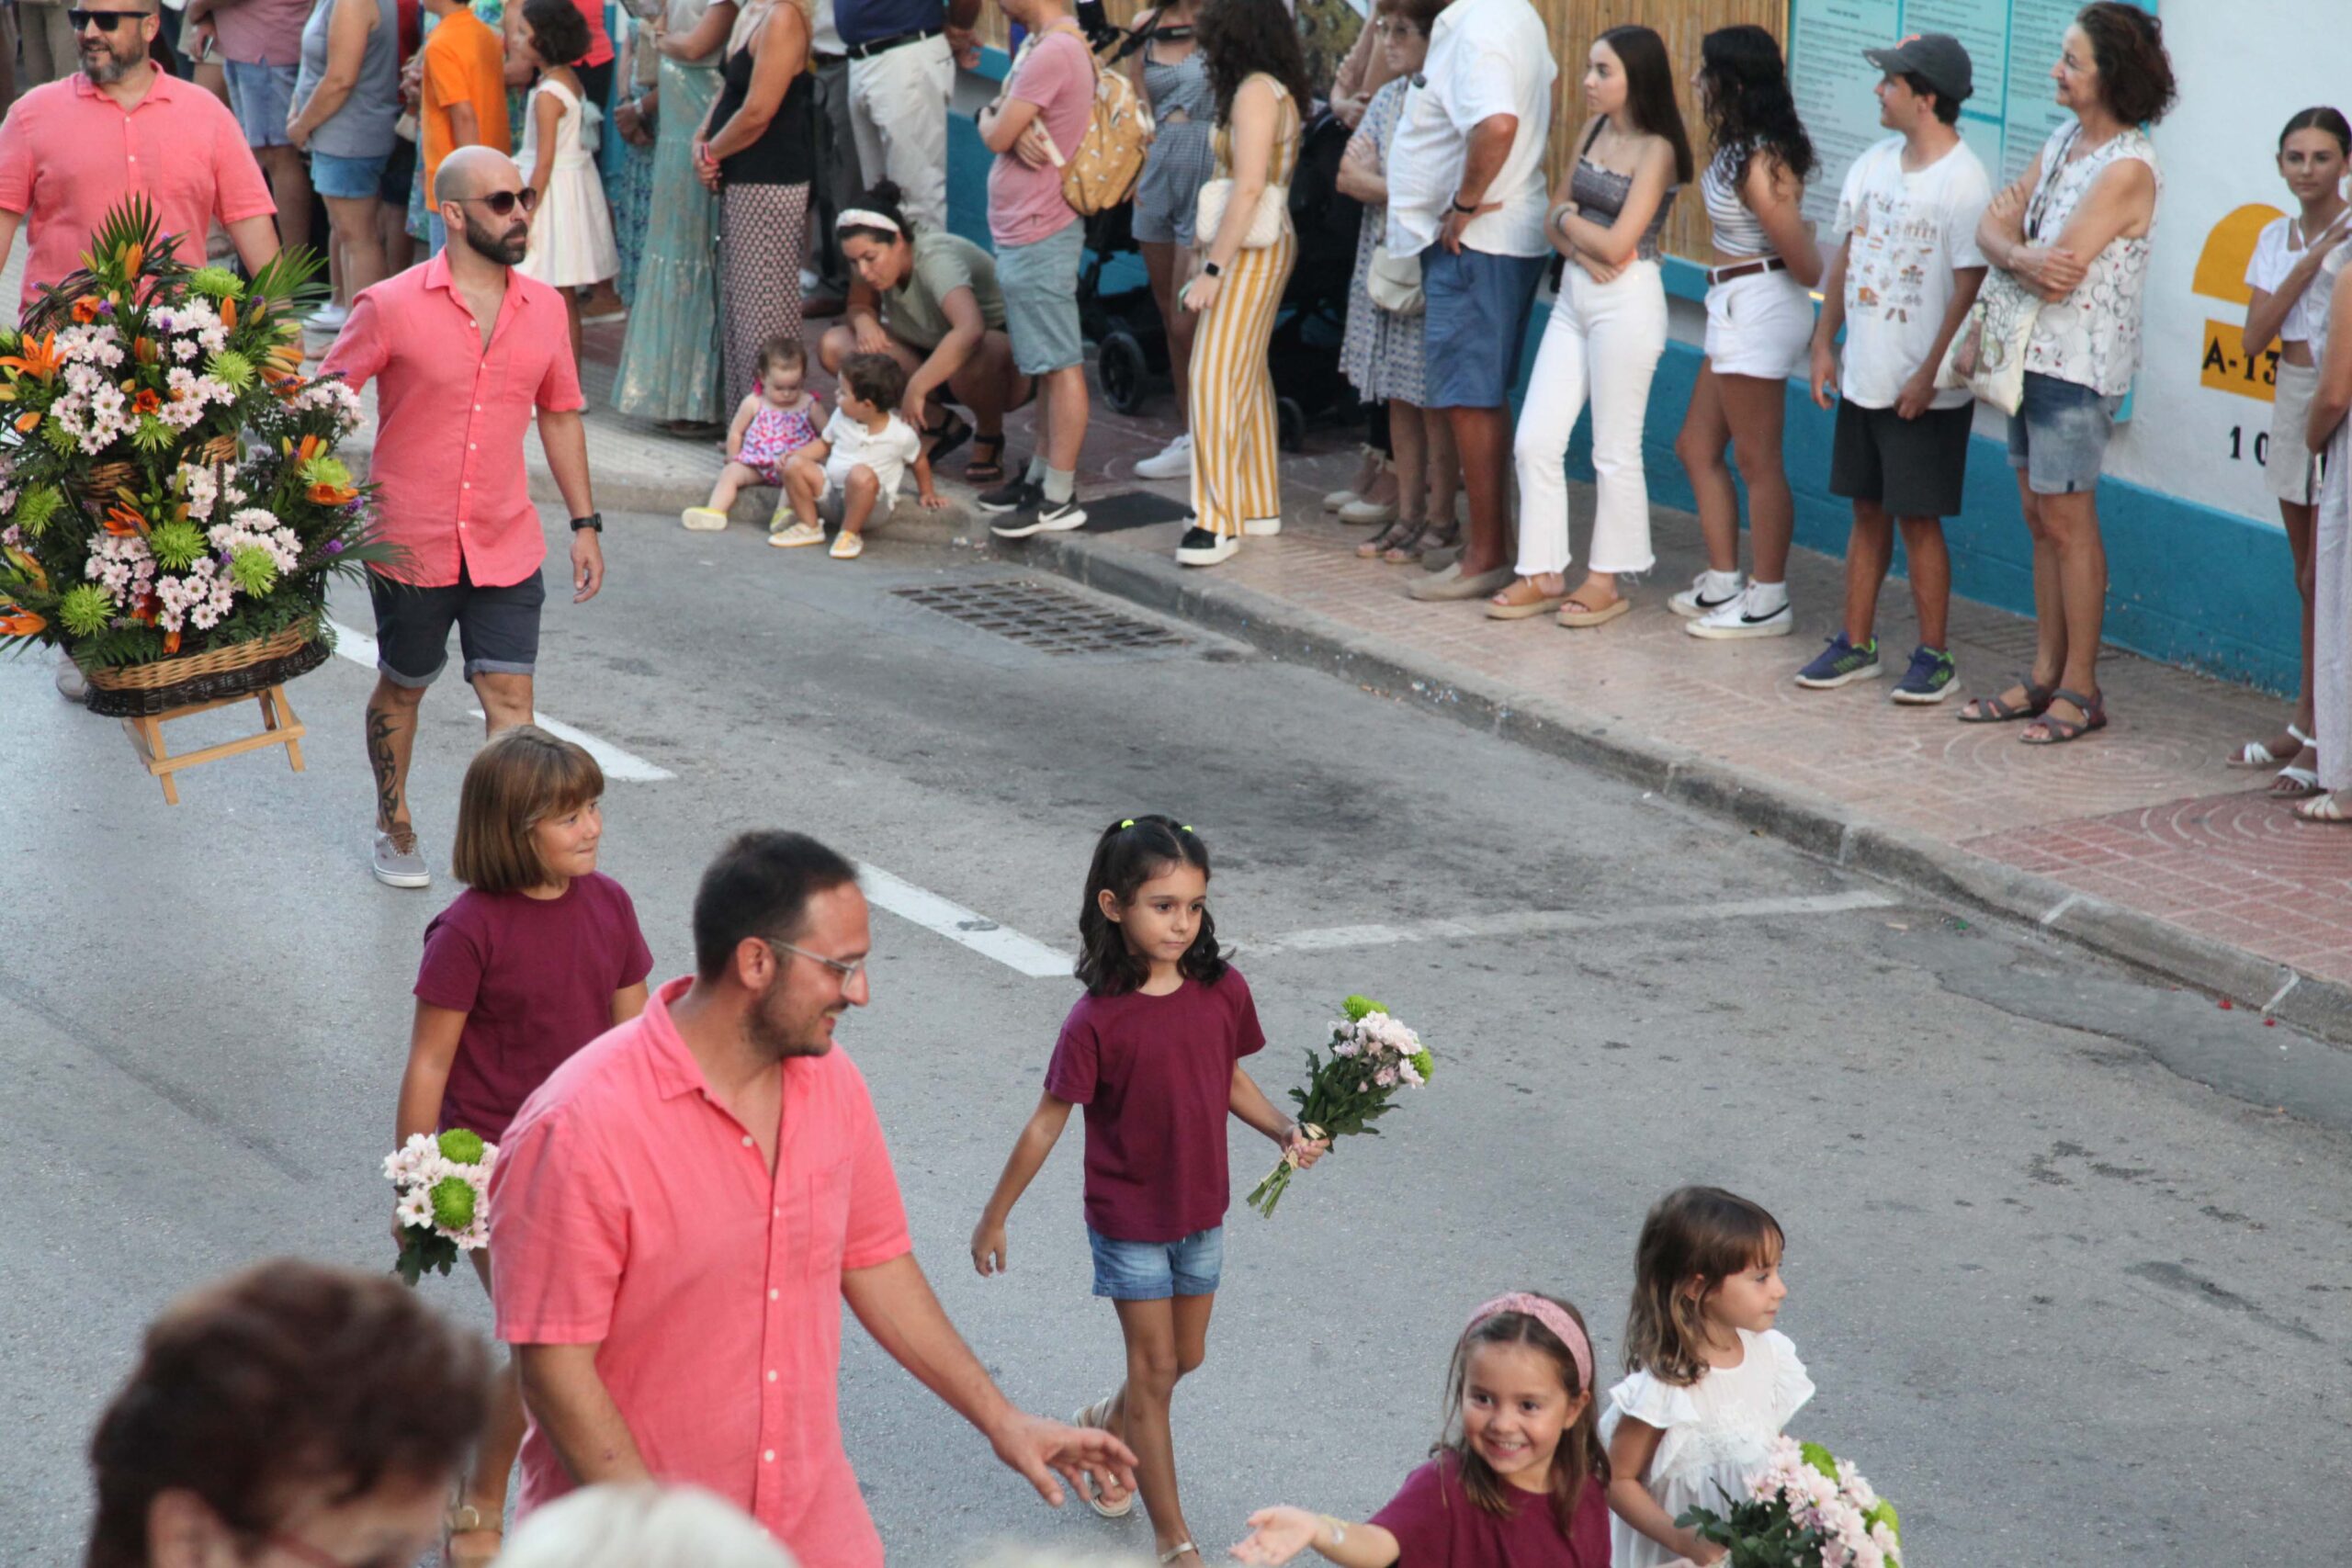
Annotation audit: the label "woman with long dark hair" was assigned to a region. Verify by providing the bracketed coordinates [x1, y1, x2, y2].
[1959, 2, 2172, 743]
[1489, 23, 1690, 626]
[1672, 23, 1823, 641]
[2229, 107, 2350, 794]
[1174, 0, 1314, 567]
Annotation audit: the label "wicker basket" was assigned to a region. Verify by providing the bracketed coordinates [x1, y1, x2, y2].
[84, 620, 330, 717]
[198, 434, 240, 467]
[75, 459, 140, 505]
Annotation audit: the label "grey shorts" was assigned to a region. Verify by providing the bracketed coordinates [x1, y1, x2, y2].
[1421, 245, 1546, 410]
[368, 564, 545, 687]
[996, 223, 1086, 376]
[1131, 122, 1214, 246]
[2006, 371, 2119, 496]
[224, 61, 300, 149]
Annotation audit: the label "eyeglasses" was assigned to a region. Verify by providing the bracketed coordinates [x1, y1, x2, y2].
[764, 938, 867, 984]
[459, 187, 541, 216]
[69, 8, 150, 29]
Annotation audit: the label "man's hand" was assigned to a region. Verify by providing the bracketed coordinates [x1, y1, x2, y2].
[1808, 337, 1838, 410]
[571, 528, 605, 603]
[945, 23, 980, 68]
[986, 1410, 1138, 1510]
[1437, 200, 1496, 255]
[1894, 366, 1937, 421]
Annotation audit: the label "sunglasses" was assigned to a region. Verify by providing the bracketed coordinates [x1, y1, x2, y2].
[70, 8, 150, 28]
[459, 188, 541, 217]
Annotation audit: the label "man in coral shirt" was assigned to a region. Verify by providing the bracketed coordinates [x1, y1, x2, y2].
[418, 0, 512, 253]
[322, 146, 602, 889]
[491, 832, 1138, 1568]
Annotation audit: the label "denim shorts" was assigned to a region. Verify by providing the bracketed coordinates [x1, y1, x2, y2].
[368, 564, 545, 686]
[1087, 1225, 1223, 1301]
[996, 222, 1086, 376]
[2007, 371, 2120, 496]
[223, 61, 300, 148]
[1421, 245, 1546, 410]
[311, 149, 391, 201]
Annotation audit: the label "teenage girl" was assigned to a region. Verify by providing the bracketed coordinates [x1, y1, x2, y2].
[971, 816, 1326, 1568]
[1672, 26, 1823, 641]
[1600, 1187, 1813, 1568]
[393, 726, 653, 1568]
[2230, 107, 2352, 796]
[1232, 1292, 1613, 1565]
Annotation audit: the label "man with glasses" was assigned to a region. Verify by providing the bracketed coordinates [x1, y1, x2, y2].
[0, 0, 279, 701]
[321, 145, 604, 889]
[490, 830, 1139, 1568]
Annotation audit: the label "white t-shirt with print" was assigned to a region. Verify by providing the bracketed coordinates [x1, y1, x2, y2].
[1832, 134, 1992, 411]
[821, 408, 923, 500]
[2245, 214, 2339, 348]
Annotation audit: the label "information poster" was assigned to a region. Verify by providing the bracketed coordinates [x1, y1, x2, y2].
[1788, 0, 2157, 224]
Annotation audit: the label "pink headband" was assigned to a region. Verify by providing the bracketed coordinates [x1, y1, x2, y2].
[1466, 1292, 1594, 1393]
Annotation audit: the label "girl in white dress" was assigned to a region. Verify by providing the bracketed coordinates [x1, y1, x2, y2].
[1599, 1187, 1814, 1568]
[516, 0, 622, 367]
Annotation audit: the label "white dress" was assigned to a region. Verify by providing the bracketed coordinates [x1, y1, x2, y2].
[518, 77, 621, 288]
[1595, 1328, 1815, 1568]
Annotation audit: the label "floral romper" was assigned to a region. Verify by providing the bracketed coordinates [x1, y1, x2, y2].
[738, 400, 821, 485]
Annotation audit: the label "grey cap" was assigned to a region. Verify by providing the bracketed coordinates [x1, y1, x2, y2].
[1862, 32, 1973, 105]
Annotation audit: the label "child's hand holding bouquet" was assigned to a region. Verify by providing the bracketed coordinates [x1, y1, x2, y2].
[1247, 995, 1433, 1218]
[384, 1129, 497, 1286]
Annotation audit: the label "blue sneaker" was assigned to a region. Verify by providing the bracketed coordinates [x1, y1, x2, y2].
[1794, 632, 1880, 689]
[1892, 644, 1959, 704]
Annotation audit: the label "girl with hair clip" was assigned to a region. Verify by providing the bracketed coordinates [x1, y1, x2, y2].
[1600, 1187, 1813, 1568]
[393, 725, 653, 1567]
[1231, 1292, 1613, 1565]
[972, 816, 1326, 1568]
[2229, 107, 2351, 796]
[1672, 25, 1824, 642]
[1490, 23, 1691, 627]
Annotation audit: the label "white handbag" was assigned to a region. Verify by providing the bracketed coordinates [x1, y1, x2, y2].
[1936, 126, 2074, 415]
[1366, 244, 1424, 315]
[1195, 177, 1290, 251]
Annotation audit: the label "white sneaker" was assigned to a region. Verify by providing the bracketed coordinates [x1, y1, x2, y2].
[1668, 570, 1745, 619]
[1686, 583, 1792, 639]
[305, 300, 351, 332]
[1241, 514, 1283, 536]
[1338, 493, 1397, 525]
[1135, 433, 1193, 479]
[1321, 485, 1363, 513]
[1175, 525, 1240, 566]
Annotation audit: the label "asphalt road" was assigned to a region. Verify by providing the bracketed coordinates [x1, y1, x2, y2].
[6, 510, 2349, 1565]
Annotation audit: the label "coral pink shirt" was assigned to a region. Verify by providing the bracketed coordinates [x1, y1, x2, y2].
[489, 976, 914, 1568]
[322, 252, 583, 589]
[0, 73, 277, 318]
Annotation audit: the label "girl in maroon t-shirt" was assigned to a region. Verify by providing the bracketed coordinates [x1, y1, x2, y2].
[1233, 1292, 1615, 1568]
[392, 725, 652, 1568]
[969, 815, 1326, 1568]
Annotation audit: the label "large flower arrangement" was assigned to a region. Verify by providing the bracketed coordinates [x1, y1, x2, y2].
[1679, 1438, 1905, 1568]
[0, 199, 390, 682]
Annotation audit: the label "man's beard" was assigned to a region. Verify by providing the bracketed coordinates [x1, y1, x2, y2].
[461, 211, 529, 266]
[81, 41, 133, 85]
[746, 978, 835, 1063]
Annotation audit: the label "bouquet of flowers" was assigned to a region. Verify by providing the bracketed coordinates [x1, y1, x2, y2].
[0, 198, 390, 683]
[1678, 1437, 1905, 1568]
[1246, 994, 1433, 1218]
[385, 1129, 498, 1287]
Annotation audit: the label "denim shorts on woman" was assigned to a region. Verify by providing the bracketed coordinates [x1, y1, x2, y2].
[996, 222, 1086, 376]
[2007, 370, 2120, 496]
[311, 149, 391, 201]
[1087, 1225, 1223, 1301]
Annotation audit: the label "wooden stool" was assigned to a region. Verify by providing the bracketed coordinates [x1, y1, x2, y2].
[119, 683, 307, 805]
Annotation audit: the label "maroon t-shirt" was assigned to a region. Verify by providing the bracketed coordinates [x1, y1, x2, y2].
[1043, 967, 1266, 1243]
[1369, 1457, 1611, 1568]
[414, 873, 653, 1142]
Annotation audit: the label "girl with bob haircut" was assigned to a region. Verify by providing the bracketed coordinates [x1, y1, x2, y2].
[972, 815, 1324, 1568]
[496, 1483, 801, 1568]
[1232, 1291, 1612, 1564]
[85, 1259, 491, 1568]
[1672, 24, 1825, 643]
[1600, 1187, 1813, 1568]
[1492, 22, 1691, 628]
[397, 724, 653, 1566]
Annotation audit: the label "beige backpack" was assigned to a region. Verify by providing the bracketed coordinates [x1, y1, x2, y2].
[1058, 34, 1155, 217]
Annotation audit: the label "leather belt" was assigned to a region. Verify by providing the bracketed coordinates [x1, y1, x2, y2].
[1707, 256, 1788, 287]
[843, 24, 944, 60]
[812, 49, 847, 65]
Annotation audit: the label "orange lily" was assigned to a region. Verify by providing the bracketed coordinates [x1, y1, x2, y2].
[0, 331, 62, 382]
[104, 502, 151, 537]
[131, 388, 162, 416]
[133, 335, 160, 365]
[288, 434, 327, 465]
[163, 627, 182, 654]
[220, 297, 238, 332]
[71, 296, 102, 324]
[0, 604, 44, 637]
[308, 480, 358, 506]
[121, 242, 145, 275]
[130, 591, 157, 624]
[12, 411, 39, 434]
[4, 546, 49, 592]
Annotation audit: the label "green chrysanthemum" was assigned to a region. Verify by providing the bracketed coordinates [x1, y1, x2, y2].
[132, 414, 175, 454]
[437, 1129, 487, 1166]
[429, 1175, 477, 1232]
[1342, 995, 1384, 1021]
[1799, 1441, 1839, 1482]
[187, 266, 246, 300]
[206, 349, 254, 390]
[1410, 1048, 1435, 1081]
[57, 583, 114, 637]
[227, 544, 278, 596]
[300, 453, 354, 490]
[1863, 1499, 1900, 1540]
[11, 486, 62, 537]
[148, 518, 206, 570]
[40, 421, 76, 455]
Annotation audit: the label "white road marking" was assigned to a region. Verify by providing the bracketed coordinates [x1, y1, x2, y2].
[1237, 890, 1896, 957]
[326, 619, 675, 783]
[854, 863, 1073, 979]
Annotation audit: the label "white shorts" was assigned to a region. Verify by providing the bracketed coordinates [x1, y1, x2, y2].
[2269, 359, 2320, 504]
[1703, 267, 1814, 381]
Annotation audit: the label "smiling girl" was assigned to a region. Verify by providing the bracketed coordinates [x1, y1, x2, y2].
[394, 725, 652, 1567]
[972, 815, 1323, 1568]
[1231, 1292, 1613, 1566]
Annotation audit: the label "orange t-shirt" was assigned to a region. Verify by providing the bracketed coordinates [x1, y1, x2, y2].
[420, 6, 510, 195]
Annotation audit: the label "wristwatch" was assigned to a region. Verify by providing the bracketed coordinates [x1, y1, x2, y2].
[1451, 197, 1479, 214]
[1203, 261, 1223, 278]
[570, 513, 603, 533]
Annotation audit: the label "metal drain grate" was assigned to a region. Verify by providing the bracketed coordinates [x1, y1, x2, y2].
[893, 580, 1191, 655]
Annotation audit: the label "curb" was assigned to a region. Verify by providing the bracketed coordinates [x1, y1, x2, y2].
[1010, 525, 2352, 1049]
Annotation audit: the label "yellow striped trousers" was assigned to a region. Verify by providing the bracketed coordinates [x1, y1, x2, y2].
[1187, 230, 1296, 538]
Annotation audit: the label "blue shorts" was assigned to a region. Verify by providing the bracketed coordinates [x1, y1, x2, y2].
[2007, 371, 2119, 497]
[1088, 1225, 1223, 1301]
[996, 223, 1086, 376]
[311, 149, 391, 201]
[1421, 245, 1546, 410]
[223, 61, 300, 149]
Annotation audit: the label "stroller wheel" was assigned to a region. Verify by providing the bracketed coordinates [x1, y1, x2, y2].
[1277, 396, 1306, 454]
[1098, 329, 1150, 416]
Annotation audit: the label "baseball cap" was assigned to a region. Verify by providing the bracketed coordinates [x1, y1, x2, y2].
[1862, 32, 1973, 105]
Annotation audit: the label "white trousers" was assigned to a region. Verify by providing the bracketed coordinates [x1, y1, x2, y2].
[1512, 259, 1668, 577]
[2317, 418, 2350, 791]
[847, 36, 956, 232]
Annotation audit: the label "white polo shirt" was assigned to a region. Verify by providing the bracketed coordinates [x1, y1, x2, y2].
[1382, 0, 1555, 259]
